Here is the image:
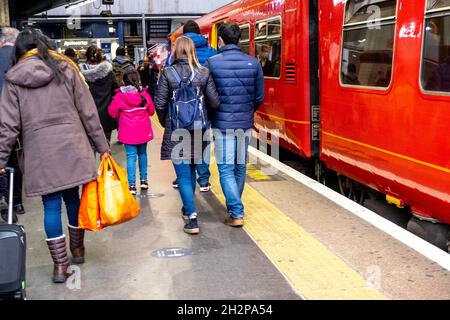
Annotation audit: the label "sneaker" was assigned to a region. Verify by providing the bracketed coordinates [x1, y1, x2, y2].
[172, 179, 179, 189]
[224, 216, 244, 228]
[1, 209, 18, 224]
[14, 204, 25, 215]
[129, 186, 137, 195]
[184, 218, 199, 235]
[140, 180, 149, 191]
[199, 183, 211, 193]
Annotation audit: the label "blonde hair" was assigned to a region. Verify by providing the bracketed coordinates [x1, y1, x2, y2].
[173, 36, 205, 73]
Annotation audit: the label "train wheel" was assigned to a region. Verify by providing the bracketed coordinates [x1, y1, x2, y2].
[315, 160, 327, 186]
[337, 175, 366, 205]
[406, 216, 450, 251]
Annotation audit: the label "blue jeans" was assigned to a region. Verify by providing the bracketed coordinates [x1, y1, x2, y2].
[196, 127, 211, 186]
[42, 187, 80, 239]
[173, 161, 197, 218]
[125, 143, 148, 187]
[214, 130, 251, 219]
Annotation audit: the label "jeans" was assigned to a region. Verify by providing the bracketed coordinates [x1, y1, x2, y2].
[125, 143, 148, 187]
[214, 130, 251, 219]
[42, 187, 80, 239]
[173, 161, 197, 218]
[196, 127, 211, 186]
[196, 162, 211, 186]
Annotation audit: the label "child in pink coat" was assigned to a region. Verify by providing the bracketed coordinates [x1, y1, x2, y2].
[108, 70, 155, 194]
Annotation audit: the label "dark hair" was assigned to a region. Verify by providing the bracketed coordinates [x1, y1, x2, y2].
[123, 70, 147, 108]
[219, 23, 241, 45]
[64, 47, 76, 58]
[183, 20, 200, 34]
[116, 46, 126, 57]
[13, 28, 65, 83]
[85, 45, 102, 63]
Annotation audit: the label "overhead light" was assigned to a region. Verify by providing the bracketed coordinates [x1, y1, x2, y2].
[66, 0, 96, 10]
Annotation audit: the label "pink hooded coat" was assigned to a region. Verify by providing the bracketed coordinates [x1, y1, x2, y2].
[108, 86, 156, 145]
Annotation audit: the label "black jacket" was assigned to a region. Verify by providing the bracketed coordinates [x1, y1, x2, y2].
[154, 59, 220, 161]
[80, 61, 119, 133]
[0, 46, 14, 95]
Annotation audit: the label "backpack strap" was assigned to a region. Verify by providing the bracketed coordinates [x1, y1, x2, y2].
[168, 67, 182, 84]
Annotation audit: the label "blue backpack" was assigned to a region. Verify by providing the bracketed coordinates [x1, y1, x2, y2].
[168, 67, 207, 131]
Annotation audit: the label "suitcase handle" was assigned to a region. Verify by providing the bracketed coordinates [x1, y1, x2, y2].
[5, 167, 14, 225]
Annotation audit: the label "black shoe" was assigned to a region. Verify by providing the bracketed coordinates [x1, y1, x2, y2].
[172, 179, 179, 189]
[0, 196, 7, 212]
[14, 204, 25, 215]
[199, 183, 211, 192]
[1, 209, 18, 223]
[183, 218, 199, 235]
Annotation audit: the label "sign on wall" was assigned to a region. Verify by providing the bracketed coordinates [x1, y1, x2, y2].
[0, 0, 10, 27]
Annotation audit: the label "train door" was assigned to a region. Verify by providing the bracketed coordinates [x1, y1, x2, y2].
[211, 20, 227, 50]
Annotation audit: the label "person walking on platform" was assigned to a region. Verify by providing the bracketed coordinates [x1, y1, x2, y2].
[113, 46, 135, 85]
[169, 20, 219, 194]
[0, 27, 25, 224]
[80, 45, 119, 143]
[0, 28, 110, 283]
[206, 23, 264, 227]
[155, 36, 220, 235]
[108, 70, 155, 195]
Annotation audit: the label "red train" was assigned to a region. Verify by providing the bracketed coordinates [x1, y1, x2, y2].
[170, 0, 450, 250]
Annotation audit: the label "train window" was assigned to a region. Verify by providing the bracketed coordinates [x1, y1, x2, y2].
[340, 0, 397, 88]
[421, 1, 450, 93]
[239, 25, 250, 55]
[345, 0, 397, 24]
[428, 0, 450, 10]
[255, 17, 282, 78]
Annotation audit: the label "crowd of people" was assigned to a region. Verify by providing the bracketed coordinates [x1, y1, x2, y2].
[0, 20, 264, 284]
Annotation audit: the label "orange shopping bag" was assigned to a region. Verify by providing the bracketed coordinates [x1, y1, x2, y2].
[78, 179, 103, 232]
[97, 156, 140, 226]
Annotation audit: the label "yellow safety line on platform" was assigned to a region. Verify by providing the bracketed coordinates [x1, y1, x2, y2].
[151, 117, 386, 300]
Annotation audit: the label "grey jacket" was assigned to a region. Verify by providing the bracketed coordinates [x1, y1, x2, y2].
[0, 56, 109, 197]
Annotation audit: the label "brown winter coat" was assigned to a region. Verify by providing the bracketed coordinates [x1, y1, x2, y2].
[0, 55, 109, 197]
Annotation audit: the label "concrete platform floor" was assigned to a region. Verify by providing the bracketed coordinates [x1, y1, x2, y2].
[7, 132, 300, 300]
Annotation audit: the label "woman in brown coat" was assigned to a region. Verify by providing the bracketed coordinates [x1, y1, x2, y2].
[0, 28, 110, 283]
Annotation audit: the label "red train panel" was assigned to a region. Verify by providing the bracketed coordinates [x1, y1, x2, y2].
[319, 0, 450, 224]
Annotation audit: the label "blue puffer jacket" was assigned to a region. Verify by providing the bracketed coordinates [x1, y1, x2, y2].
[184, 33, 217, 66]
[206, 44, 264, 131]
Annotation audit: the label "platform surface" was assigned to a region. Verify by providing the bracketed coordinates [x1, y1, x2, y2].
[6, 123, 450, 300]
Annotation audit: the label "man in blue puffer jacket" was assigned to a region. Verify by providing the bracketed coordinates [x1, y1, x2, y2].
[206, 23, 264, 227]
[177, 20, 217, 193]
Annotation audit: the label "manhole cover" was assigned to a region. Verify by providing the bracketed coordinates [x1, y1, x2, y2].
[151, 247, 192, 259]
[140, 193, 165, 198]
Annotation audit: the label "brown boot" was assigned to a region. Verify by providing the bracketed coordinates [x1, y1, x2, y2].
[224, 216, 244, 228]
[46, 235, 70, 283]
[68, 225, 85, 264]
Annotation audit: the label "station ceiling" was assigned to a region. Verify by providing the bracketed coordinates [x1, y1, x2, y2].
[11, 0, 77, 18]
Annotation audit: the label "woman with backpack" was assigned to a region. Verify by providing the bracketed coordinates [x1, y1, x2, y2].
[0, 28, 110, 283]
[108, 70, 155, 195]
[154, 36, 220, 235]
[79, 45, 119, 143]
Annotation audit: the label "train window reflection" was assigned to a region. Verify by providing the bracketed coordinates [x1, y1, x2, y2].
[428, 0, 450, 10]
[345, 0, 397, 25]
[255, 18, 282, 78]
[239, 25, 250, 55]
[341, 0, 397, 88]
[421, 11, 450, 93]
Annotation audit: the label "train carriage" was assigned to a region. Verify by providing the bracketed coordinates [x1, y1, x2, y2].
[170, 0, 450, 249]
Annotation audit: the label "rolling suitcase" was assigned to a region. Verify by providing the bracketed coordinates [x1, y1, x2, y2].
[0, 167, 26, 300]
